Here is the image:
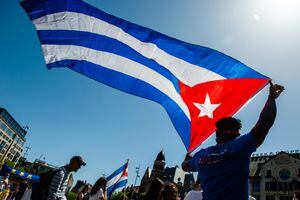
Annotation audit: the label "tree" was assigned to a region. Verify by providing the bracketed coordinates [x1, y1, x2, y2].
[67, 192, 77, 200]
[110, 192, 126, 200]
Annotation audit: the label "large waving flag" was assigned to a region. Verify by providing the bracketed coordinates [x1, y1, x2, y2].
[106, 161, 129, 199]
[21, 0, 269, 152]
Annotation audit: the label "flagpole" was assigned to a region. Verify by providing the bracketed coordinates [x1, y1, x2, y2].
[123, 159, 129, 200]
[130, 164, 140, 200]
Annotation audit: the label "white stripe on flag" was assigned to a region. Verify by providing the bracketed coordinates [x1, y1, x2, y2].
[42, 44, 191, 119]
[107, 172, 123, 189]
[33, 11, 225, 87]
[118, 175, 128, 183]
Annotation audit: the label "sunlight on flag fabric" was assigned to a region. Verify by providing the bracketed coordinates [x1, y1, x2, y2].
[20, 0, 269, 152]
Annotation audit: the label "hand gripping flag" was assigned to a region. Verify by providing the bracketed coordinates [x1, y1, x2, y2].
[21, 0, 269, 152]
[106, 161, 129, 199]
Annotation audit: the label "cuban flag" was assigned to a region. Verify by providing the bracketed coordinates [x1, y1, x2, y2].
[106, 161, 129, 198]
[21, 0, 269, 152]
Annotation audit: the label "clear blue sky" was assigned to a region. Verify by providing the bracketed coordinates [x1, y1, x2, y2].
[0, 0, 299, 185]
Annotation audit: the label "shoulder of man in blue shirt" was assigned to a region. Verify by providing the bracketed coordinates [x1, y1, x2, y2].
[188, 132, 257, 171]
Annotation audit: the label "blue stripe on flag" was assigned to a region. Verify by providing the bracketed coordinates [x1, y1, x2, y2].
[20, 0, 268, 79]
[46, 60, 191, 149]
[106, 163, 127, 182]
[37, 30, 180, 91]
[107, 179, 128, 198]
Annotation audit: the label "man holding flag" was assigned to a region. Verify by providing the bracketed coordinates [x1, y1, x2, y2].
[182, 82, 284, 200]
[19, 0, 286, 198]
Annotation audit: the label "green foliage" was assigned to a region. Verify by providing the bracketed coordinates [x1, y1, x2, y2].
[67, 192, 77, 200]
[110, 190, 142, 200]
[110, 191, 126, 200]
[5, 161, 16, 168]
[16, 167, 26, 172]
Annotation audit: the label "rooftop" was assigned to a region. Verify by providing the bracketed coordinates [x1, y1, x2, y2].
[250, 151, 300, 177]
[0, 108, 27, 139]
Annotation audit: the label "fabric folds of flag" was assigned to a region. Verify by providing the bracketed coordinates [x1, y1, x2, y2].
[20, 0, 270, 152]
[106, 161, 129, 199]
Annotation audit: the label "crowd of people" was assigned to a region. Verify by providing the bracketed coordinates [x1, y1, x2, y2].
[0, 83, 299, 200]
[0, 172, 30, 200]
[74, 176, 202, 200]
[142, 177, 202, 200]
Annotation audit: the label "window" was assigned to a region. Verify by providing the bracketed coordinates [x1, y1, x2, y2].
[265, 182, 270, 191]
[253, 181, 260, 193]
[266, 196, 275, 200]
[283, 182, 288, 191]
[0, 121, 7, 132]
[17, 139, 25, 147]
[267, 170, 272, 177]
[279, 196, 292, 200]
[288, 182, 293, 191]
[6, 129, 14, 138]
[278, 182, 283, 191]
[253, 195, 260, 200]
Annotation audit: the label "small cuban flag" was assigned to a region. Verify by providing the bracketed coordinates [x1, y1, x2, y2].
[20, 0, 269, 152]
[106, 161, 129, 199]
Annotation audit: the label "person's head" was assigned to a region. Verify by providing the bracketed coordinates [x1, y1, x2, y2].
[91, 177, 107, 197]
[162, 183, 178, 200]
[192, 178, 201, 191]
[81, 184, 90, 193]
[145, 178, 164, 200]
[68, 156, 86, 172]
[215, 117, 242, 144]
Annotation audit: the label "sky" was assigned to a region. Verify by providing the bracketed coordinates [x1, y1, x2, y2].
[0, 0, 299, 185]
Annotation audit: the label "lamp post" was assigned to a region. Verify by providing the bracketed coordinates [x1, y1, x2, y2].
[130, 165, 140, 200]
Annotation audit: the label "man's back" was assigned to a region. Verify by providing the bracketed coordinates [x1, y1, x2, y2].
[188, 133, 257, 200]
[47, 166, 70, 200]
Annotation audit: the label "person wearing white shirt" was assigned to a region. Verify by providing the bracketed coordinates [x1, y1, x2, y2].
[89, 177, 107, 200]
[184, 179, 203, 200]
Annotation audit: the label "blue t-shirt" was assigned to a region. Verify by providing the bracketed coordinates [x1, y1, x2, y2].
[189, 133, 257, 200]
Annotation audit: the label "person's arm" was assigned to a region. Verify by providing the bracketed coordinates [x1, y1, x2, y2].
[99, 188, 107, 200]
[181, 153, 193, 172]
[251, 82, 284, 147]
[78, 192, 84, 200]
[101, 190, 107, 200]
[47, 171, 64, 200]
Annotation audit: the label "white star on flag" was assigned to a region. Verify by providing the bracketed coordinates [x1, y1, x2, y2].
[193, 93, 221, 119]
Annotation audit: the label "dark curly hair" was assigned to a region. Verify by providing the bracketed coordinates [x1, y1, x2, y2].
[90, 177, 107, 197]
[215, 117, 242, 143]
[216, 117, 242, 131]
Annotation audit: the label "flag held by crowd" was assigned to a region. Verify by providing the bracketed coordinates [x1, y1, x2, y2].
[21, 0, 269, 152]
[106, 161, 129, 198]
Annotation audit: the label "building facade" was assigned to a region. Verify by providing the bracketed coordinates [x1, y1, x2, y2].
[249, 151, 300, 200]
[139, 150, 194, 197]
[0, 108, 27, 163]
